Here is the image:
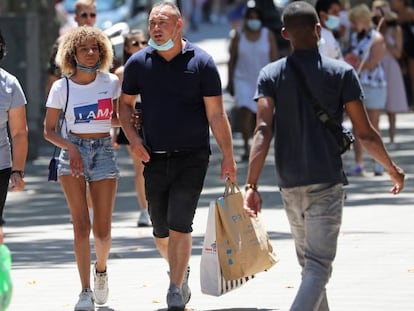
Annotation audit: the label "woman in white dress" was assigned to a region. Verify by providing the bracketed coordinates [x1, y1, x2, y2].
[227, 4, 278, 161]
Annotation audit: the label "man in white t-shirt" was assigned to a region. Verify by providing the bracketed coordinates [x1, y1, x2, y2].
[316, 0, 343, 60]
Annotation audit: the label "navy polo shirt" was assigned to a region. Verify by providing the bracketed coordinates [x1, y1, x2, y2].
[255, 50, 364, 188]
[122, 40, 222, 152]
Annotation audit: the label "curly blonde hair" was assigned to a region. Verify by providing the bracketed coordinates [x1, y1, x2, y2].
[56, 26, 113, 76]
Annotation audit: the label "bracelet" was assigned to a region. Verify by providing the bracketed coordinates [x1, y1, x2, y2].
[245, 183, 258, 191]
[11, 170, 24, 178]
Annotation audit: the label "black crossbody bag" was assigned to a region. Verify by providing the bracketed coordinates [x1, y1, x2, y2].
[289, 58, 355, 155]
[48, 76, 69, 181]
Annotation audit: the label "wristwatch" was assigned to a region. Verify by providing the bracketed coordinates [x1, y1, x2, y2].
[11, 170, 24, 178]
[245, 183, 258, 191]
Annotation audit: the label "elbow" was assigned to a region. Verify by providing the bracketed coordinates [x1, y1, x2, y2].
[43, 126, 53, 143]
[254, 123, 273, 140]
[356, 130, 378, 146]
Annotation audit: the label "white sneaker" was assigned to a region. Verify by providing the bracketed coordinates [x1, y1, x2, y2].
[74, 288, 94, 311]
[93, 264, 108, 305]
[137, 209, 151, 227]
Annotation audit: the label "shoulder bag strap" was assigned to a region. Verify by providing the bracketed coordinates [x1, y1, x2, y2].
[52, 76, 69, 158]
[288, 57, 343, 132]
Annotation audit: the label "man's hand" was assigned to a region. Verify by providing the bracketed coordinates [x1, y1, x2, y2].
[9, 174, 24, 192]
[129, 137, 150, 163]
[388, 164, 405, 195]
[221, 157, 237, 183]
[244, 189, 261, 217]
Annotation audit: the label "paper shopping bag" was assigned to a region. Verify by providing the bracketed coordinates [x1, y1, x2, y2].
[215, 180, 278, 280]
[200, 201, 254, 296]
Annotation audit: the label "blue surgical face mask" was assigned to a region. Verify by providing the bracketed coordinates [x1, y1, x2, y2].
[325, 15, 340, 30]
[246, 19, 262, 31]
[74, 56, 101, 73]
[148, 24, 177, 51]
[148, 38, 174, 51]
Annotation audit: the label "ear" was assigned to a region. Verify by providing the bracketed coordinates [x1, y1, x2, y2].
[315, 23, 322, 37]
[281, 27, 290, 41]
[177, 17, 184, 31]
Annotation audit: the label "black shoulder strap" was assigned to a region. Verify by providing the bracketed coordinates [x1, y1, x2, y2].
[288, 57, 331, 125]
[288, 57, 354, 156]
[63, 76, 69, 117]
[52, 76, 69, 158]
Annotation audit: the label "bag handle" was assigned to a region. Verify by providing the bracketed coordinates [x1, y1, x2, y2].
[52, 76, 69, 158]
[223, 178, 241, 197]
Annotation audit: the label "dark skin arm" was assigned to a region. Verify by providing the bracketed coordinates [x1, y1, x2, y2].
[345, 99, 404, 194]
[244, 97, 405, 217]
[244, 96, 274, 216]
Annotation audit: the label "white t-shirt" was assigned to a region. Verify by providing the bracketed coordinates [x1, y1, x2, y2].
[46, 72, 120, 134]
[319, 27, 343, 60]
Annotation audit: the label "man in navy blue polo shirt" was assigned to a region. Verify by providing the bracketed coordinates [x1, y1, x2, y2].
[243, 2, 405, 310]
[119, 2, 237, 310]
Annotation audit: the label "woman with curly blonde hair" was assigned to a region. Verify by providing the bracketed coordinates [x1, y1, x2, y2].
[44, 26, 120, 311]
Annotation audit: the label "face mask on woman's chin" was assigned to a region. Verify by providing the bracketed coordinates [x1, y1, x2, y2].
[74, 56, 101, 73]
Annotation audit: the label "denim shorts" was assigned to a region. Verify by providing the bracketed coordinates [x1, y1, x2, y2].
[362, 85, 386, 110]
[143, 150, 210, 238]
[58, 134, 119, 182]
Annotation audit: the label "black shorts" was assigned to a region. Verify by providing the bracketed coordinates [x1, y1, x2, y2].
[0, 168, 11, 220]
[143, 150, 210, 237]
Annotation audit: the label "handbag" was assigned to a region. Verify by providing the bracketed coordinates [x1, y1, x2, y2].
[48, 76, 69, 182]
[200, 200, 255, 296]
[215, 180, 278, 281]
[289, 57, 355, 155]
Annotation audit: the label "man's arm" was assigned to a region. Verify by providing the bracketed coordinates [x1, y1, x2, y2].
[9, 105, 28, 191]
[119, 93, 150, 162]
[204, 95, 237, 182]
[244, 96, 275, 216]
[346, 99, 405, 194]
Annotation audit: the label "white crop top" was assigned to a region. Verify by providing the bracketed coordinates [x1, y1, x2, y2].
[46, 72, 120, 134]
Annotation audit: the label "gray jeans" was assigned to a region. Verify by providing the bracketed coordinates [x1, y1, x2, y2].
[280, 183, 344, 311]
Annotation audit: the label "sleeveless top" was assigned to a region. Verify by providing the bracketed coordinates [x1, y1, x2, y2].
[350, 28, 386, 88]
[234, 27, 271, 81]
[233, 28, 271, 112]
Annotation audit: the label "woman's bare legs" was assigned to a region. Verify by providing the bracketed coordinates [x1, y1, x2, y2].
[127, 145, 150, 226]
[89, 178, 117, 272]
[387, 112, 396, 144]
[60, 177, 117, 289]
[60, 176, 91, 289]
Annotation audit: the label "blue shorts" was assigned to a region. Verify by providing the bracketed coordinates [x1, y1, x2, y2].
[143, 150, 210, 238]
[58, 134, 119, 182]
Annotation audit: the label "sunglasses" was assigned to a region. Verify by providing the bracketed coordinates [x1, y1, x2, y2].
[131, 40, 148, 46]
[80, 12, 96, 18]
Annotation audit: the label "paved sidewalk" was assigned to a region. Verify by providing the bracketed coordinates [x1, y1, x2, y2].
[4, 22, 414, 311]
